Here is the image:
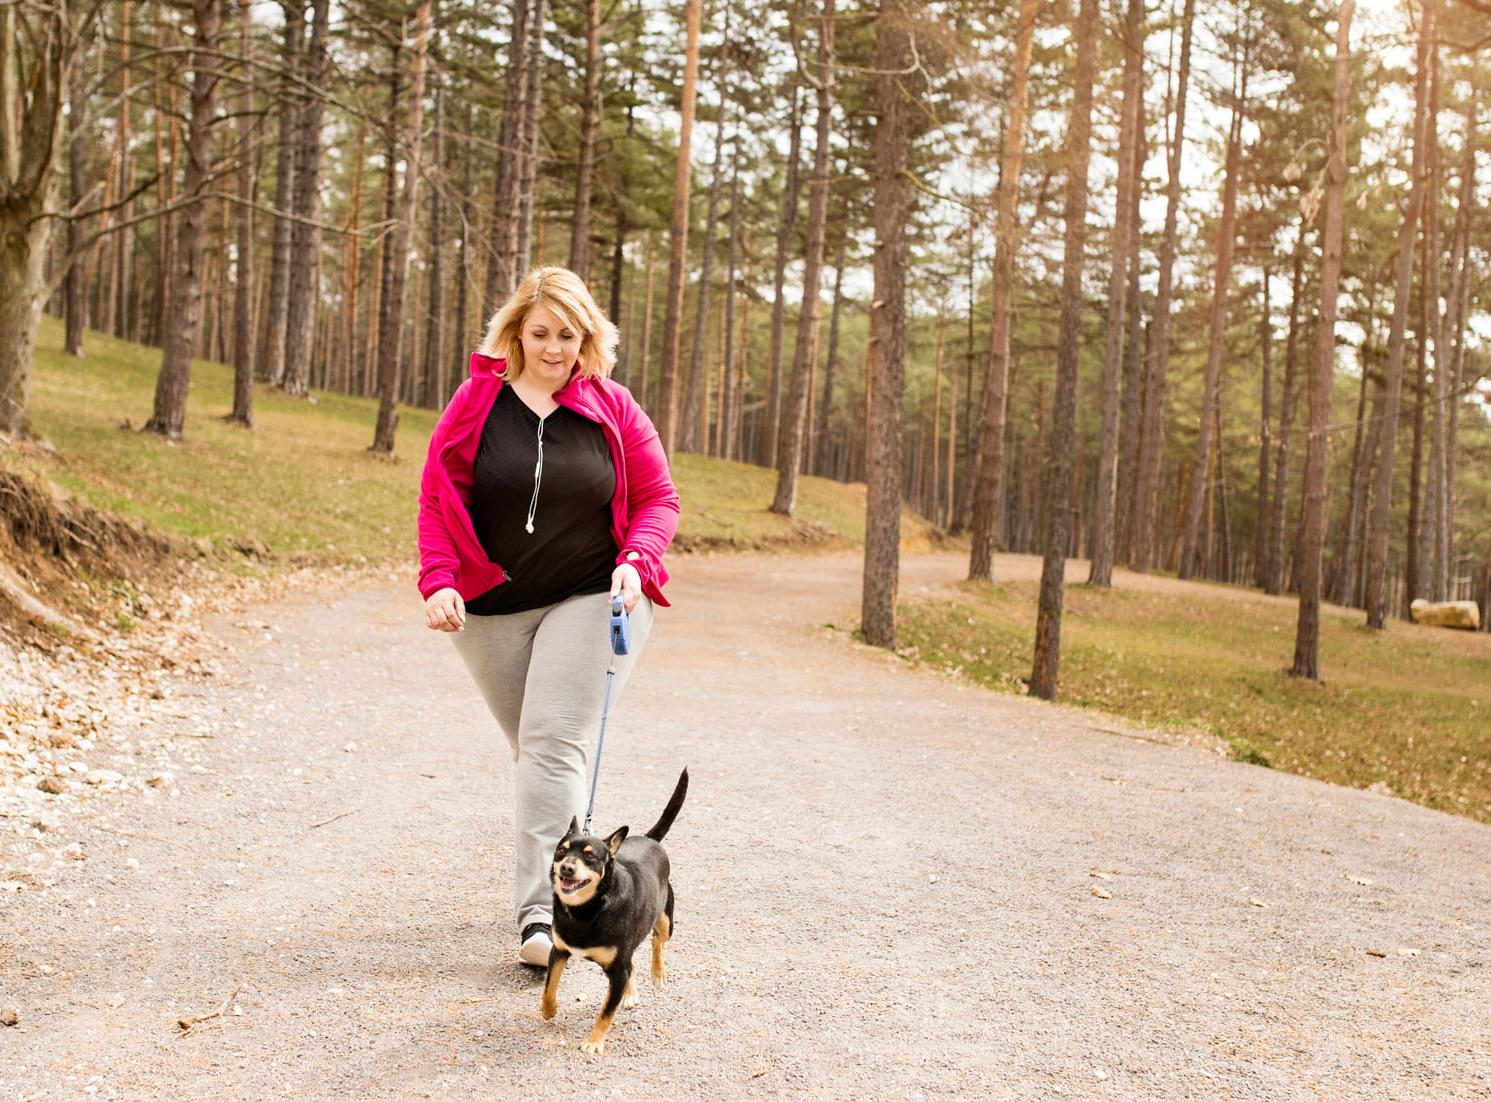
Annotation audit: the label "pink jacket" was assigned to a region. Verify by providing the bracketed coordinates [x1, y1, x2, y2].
[417, 352, 680, 607]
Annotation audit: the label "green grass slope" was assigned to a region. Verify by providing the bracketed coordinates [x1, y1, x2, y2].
[14, 316, 940, 563]
[899, 578, 1491, 825]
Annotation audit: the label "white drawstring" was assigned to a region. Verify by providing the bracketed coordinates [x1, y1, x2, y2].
[524, 416, 545, 534]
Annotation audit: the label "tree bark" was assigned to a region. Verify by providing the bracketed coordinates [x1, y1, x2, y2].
[1130, 0, 1196, 572]
[145, 0, 222, 439]
[813, 236, 847, 476]
[64, 57, 88, 358]
[1423, 46, 1449, 603]
[721, 132, 743, 460]
[372, 0, 433, 455]
[1179, 46, 1245, 580]
[861, 0, 910, 649]
[515, 0, 546, 272]
[968, 0, 1040, 582]
[682, 36, 732, 453]
[421, 80, 447, 410]
[1088, 0, 1144, 587]
[1365, 0, 1434, 630]
[229, 0, 257, 427]
[1029, 0, 1098, 700]
[764, 46, 805, 467]
[484, 0, 529, 312]
[1253, 270, 1272, 589]
[111, 2, 135, 341]
[771, 0, 834, 517]
[656, 0, 703, 454]
[568, 0, 602, 279]
[1290, 0, 1353, 680]
[1264, 231, 1307, 594]
[280, 0, 330, 397]
[261, 0, 303, 383]
[1444, 91, 1476, 596]
[1, 1, 103, 437]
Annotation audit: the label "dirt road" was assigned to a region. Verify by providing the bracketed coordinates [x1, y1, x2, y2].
[3, 552, 1489, 1100]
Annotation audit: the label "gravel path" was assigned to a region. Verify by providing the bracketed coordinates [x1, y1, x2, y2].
[3, 551, 1489, 1101]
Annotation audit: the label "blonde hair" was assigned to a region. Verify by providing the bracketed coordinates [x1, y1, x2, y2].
[478, 266, 618, 381]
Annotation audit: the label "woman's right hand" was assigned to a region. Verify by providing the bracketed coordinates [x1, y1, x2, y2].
[424, 587, 466, 632]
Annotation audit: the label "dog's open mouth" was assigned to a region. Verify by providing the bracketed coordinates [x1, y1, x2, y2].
[559, 876, 588, 893]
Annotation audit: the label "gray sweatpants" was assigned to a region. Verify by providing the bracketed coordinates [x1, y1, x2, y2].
[450, 590, 653, 932]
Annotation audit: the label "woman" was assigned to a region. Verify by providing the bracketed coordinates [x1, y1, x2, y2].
[417, 266, 680, 967]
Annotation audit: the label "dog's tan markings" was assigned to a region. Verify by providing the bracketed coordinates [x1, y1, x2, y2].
[579, 945, 617, 968]
[552, 930, 570, 953]
[651, 914, 671, 984]
[539, 954, 569, 1020]
[622, 974, 639, 1010]
[583, 845, 594, 854]
[582, 1006, 617, 1055]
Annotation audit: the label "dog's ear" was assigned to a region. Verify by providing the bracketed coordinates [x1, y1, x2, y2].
[566, 816, 579, 837]
[605, 825, 629, 855]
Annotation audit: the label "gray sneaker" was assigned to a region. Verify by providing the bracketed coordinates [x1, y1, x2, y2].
[519, 922, 552, 967]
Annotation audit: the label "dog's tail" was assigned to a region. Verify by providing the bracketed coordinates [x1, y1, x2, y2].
[644, 768, 689, 842]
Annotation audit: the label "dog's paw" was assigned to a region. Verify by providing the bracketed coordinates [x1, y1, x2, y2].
[622, 991, 640, 1010]
[580, 1039, 607, 1056]
[651, 964, 667, 986]
[539, 998, 557, 1020]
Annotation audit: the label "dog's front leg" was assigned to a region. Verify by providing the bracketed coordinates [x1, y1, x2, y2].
[539, 948, 570, 1020]
[581, 962, 631, 1055]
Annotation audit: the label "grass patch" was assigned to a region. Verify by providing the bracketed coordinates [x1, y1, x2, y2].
[17, 316, 943, 565]
[898, 579, 1491, 825]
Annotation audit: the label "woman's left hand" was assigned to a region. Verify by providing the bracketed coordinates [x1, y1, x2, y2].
[610, 562, 643, 613]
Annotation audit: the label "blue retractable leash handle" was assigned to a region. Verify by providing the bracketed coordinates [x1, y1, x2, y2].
[583, 595, 631, 833]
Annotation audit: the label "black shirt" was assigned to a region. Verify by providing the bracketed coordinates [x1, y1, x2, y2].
[465, 384, 619, 615]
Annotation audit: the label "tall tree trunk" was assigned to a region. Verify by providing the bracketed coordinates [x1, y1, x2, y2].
[1444, 92, 1476, 597]
[968, 0, 1040, 582]
[1115, 158, 1146, 562]
[764, 47, 805, 467]
[261, 0, 303, 383]
[111, 2, 134, 340]
[145, 0, 222, 439]
[453, 101, 474, 398]
[484, 0, 529, 311]
[1088, 0, 1144, 587]
[568, 0, 601, 278]
[421, 79, 447, 410]
[1130, 0, 1196, 572]
[1265, 231, 1307, 594]
[0, 0, 92, 438]
[1424, 47, 1449, 603]
[1365, 0, 1434, 630]
[682, 34, 733, 453]
[1290, 0, 1353, 680]
[813, 237, 847, 476]
[861, 0, 909, 649]
[1253, 270, 1272, 589]
[656, 0, 703, 454]
[1029, 0, 1098, 700]
[515, 0, 546, 271]
[771, 0, 834, 516]
[63, 57, 88, 358]
[372, 1, 432, 454]
[280, 0, 330, 397]
[1179, 39, 1246, 580]
[637, 237, 656, 409]
[721, 132, 743, 459]
[1327, 339, 1372, 604]
[229, 0, 257, 426]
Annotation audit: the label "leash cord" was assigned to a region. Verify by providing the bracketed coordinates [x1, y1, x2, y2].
[582, 653, 617, 834]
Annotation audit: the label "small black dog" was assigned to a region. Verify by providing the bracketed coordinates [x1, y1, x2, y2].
[539, 768, 688, 1055]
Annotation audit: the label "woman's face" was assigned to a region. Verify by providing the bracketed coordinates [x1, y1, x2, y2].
[520, 303, 584, 390]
